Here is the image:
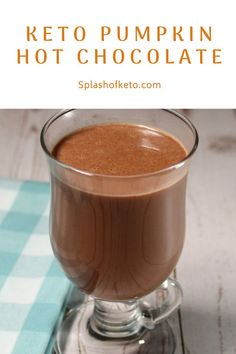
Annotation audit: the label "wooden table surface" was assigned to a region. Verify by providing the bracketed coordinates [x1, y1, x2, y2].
[0, 109, 235, 354]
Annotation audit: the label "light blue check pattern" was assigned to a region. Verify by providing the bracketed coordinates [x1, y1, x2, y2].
[0, 179, 70, 354]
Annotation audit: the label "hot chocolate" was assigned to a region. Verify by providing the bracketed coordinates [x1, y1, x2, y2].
[51, 124, 187, 300]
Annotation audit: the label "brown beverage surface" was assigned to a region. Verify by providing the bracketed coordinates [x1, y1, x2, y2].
[53, 124, 186, 175]
[51, 124, 187, 300]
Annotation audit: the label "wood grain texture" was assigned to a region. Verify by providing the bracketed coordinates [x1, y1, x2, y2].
[0, 109, 57, 181]
[177, 109, 236, 354]
[1, 109, 235, 353]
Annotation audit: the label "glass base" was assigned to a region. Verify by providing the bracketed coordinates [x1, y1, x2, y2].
[54, 303, 176, 354]
[54, 277, 182, 354]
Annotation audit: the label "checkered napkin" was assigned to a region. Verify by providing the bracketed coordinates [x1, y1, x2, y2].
[0, 179, 70, 354]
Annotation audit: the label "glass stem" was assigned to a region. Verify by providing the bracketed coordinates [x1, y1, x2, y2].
[88, 299, 143, 339]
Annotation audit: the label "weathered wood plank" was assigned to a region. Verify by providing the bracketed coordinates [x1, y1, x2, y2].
[178, 109, 236, 354]
[0, 109, 56, 181]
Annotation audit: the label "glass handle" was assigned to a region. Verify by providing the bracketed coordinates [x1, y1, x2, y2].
[140, 277, 183, 329]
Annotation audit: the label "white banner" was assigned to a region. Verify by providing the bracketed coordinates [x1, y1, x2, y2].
[0, 0, 235, 108]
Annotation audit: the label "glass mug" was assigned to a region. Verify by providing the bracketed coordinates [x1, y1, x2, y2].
[41, 109, 198, 353]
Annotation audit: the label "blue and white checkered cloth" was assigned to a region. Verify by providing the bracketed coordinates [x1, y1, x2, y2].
[0, 179, 70, 354]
